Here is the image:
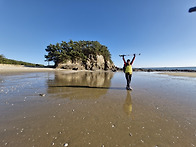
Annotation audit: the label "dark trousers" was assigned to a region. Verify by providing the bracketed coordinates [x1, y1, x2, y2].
[125, 73, 132, 87]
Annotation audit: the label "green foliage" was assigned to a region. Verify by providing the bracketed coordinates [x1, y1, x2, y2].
[0, 54, 44, 67]
[45, 40, 112, 66]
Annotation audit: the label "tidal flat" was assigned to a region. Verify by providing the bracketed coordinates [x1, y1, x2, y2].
[0, 71, 196, 147]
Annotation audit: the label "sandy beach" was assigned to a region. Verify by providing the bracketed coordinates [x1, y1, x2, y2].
[0, 64, 82, 75]
[159, 72, 196, 77]
[0, 70, 196, 146]
[0, 64, 55, 73]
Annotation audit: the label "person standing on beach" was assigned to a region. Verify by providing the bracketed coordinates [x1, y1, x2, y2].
[122, 54, 136, 90]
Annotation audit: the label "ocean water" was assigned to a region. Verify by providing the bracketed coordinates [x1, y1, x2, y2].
[143, 67, 196, 71]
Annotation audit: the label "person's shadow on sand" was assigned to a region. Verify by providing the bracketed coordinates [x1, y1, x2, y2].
[123, 91, 134, 120]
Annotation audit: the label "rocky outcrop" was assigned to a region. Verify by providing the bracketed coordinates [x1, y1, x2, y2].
[58, 60, 85, 70]
[57, 54, 116, 71]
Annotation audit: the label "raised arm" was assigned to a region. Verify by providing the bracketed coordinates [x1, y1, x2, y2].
[130, 54, 136, 65]
[122, 56, 126, 65]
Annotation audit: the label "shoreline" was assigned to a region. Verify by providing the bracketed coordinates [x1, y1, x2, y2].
[1, 64, 196, 78]
[0, 64, 115, 74]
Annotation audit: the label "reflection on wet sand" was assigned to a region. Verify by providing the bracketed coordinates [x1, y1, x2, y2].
[123, 91, 133, 119]
[47, 71, 114, 99]
[123, 91, 132, 115]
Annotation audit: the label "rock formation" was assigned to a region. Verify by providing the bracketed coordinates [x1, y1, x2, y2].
[45, 40, 117, 71]
[57, 54, 116, 71]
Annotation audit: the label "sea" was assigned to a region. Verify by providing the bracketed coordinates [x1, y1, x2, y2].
[142, 67, 196, 71]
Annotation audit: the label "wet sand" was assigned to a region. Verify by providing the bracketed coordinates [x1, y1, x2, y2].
[0, 71, 196, 147]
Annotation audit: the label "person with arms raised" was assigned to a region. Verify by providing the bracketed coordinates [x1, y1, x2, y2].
[122, 54, 136, 90]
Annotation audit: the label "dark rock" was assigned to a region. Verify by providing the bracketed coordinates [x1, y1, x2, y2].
[72, 68, 78, 70]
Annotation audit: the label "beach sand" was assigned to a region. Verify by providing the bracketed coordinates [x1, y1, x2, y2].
[159, 72, 196, 77]
[0, 64, 55, 73]
[0, 71, 196, 146]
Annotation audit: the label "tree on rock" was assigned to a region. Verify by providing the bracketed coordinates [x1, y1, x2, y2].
[45, 40, 113, 68]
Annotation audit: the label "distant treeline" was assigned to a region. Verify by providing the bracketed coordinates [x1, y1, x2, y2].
[0, 54, 44, 67]
[45, 40, 112, 66]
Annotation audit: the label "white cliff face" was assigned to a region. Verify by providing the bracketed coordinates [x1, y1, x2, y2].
[57, 60, 85, 70]
[57, 55, 116, 71]
[96, 55, 105, 69]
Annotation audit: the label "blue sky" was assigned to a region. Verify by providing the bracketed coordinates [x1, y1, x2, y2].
[0, 0, 196, 67]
